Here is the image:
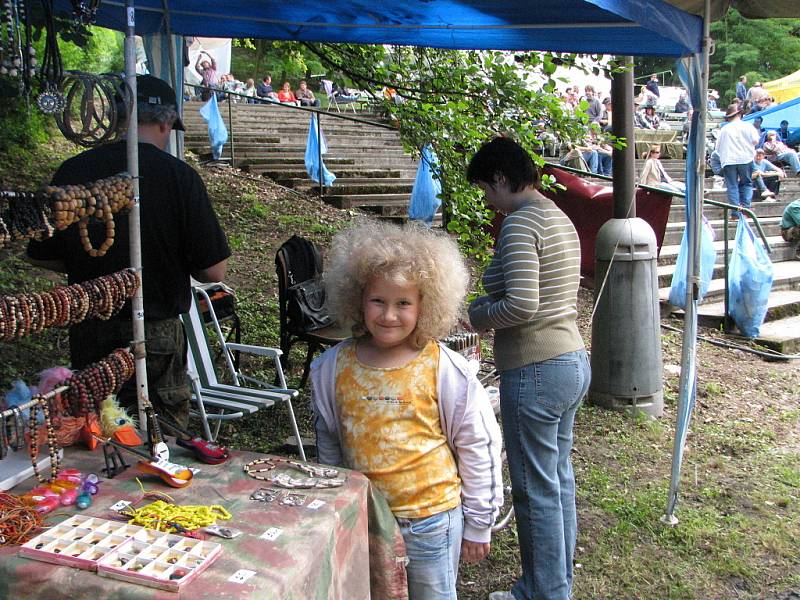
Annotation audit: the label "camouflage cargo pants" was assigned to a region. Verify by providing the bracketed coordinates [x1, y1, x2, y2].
[69, 318, 191, 428]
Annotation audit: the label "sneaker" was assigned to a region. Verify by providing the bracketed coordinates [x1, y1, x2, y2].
[761, 190, 775, 199]
[488, 593, 516, 600]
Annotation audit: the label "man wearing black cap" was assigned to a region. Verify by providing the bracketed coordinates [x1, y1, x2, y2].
[26, 75, 231, 429]
[715, 103, 759, 217]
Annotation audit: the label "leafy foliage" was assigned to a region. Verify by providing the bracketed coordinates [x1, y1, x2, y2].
[230, 40, 326, 86]
[299, 44, 597, 264]
[634, 11, 800, 107]
[709, 10, 800, 105]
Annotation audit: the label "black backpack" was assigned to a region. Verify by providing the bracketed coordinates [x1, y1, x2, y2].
[277, 236, 333, 334]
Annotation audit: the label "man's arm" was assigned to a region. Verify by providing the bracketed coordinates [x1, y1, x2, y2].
[192, 258, 228, 284]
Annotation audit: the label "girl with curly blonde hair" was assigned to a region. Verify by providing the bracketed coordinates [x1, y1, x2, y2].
[310, 220, 503, 600]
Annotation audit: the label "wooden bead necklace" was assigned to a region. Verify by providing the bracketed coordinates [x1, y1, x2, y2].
[28, 396, 60, 483]
[0, 269, 140, 340]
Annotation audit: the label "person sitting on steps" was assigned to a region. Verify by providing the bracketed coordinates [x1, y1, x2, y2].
[752, 148, 785, 200]
[295, 80, 320, 107]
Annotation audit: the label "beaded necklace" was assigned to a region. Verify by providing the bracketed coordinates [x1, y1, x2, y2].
[28, 396, 60, 483]
[243, 458, 346, 489]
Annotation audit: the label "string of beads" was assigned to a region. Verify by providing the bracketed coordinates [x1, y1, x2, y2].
[0, 269, 140, 341]
[122, 500, 231, 533]
[58, 348, 135, 417]
[0, 173, 133, 253]
[28, 395, 59, 483]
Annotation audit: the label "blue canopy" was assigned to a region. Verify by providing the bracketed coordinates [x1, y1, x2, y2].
[743, 96, 800, 139]
[53, 0, 701, 56]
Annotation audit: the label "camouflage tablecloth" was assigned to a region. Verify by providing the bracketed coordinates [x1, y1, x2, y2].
[0, 447, 408, 600]
[634, 128, 684, 159]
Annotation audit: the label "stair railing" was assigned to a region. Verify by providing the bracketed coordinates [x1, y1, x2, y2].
[190, 84, 396, 197]
[546, 162, 774, 333]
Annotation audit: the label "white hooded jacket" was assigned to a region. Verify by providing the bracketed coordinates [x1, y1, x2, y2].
[310, 340, 504, 543]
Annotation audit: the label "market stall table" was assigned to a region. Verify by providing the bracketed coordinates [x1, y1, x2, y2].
[0, 446, 407, 599]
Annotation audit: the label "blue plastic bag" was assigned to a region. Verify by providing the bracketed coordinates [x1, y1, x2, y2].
[199, 94, 228, 160]
[408, 145, 442, 227]
[668, 217, 716, 309]
[728, 218, 773, 337]
[304, 114, 336, 186]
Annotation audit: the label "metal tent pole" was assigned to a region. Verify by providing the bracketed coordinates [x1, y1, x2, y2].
[664, 0, 710, 524]
[124, 0, 150, 432]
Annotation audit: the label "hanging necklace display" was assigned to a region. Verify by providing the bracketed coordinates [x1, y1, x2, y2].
[19, 0, 36, 96]
[37, 0, 65, 114]
[69, 0, 99, 25]
[0, 0, 18, 78]
[55, 72, 129, 147]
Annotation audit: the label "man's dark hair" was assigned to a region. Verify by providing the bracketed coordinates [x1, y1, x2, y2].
[467, 137, 540, 193]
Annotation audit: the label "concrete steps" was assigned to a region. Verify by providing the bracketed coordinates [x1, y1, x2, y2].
[183, 103, 800, 352]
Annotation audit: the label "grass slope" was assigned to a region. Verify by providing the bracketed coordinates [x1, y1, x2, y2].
[0, 132, 798, 600]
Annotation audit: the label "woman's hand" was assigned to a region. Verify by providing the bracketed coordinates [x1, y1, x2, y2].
[468, 296, 492, 333]
[461, 539, 490, 564]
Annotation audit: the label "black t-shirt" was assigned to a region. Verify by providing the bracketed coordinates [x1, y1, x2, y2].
[28, 141, 230, 320]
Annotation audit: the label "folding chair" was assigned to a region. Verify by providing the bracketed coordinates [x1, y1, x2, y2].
[181, 287, 307, 460]
[321, 79, 357, 113]
[275, 237, 349, 388]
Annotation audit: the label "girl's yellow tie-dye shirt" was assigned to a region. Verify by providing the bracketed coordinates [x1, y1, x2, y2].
[334, 339, 461, 518]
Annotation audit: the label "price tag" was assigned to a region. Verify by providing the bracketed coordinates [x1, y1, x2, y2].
[109, 500, 131, 512]
[259, 527, 282, 541]
[228, 569, 257, 584]
[307, 499, 326, 510]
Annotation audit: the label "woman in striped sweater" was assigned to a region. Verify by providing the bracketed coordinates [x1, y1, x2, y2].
[467, 137, 591, 600]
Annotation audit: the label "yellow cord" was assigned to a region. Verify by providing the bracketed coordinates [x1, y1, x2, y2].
[125, 500, 231, 533]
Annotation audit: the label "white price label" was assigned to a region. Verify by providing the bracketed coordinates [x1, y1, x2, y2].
[259, 527, 282, 541]
[109, 500, 132, 511]
[307, 499, 326, 510]
[228, 569, 257, 584]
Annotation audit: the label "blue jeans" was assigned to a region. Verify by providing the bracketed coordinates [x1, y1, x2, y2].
[580, 150, 598, 174]
[596, 152, 612, 176]
[776, 150, 800, 175]
[721, 163, 754, 215]
[396, 506, 463, 600]
[500, 349, 591, 600]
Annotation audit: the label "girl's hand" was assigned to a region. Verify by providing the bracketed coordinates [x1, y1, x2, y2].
[461, 539, 490, 564]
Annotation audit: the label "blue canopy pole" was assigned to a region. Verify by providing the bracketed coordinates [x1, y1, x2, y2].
[664, 0, 711, 525]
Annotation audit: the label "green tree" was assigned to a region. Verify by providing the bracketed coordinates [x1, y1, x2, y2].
[709, 10, 800, 105]
[230, 40, 325, 86]
[634, 11, 800, 106]
[299, 43, 601, 264]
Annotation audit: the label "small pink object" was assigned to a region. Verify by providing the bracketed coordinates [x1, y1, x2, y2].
[57, 468, 82, 483]
[34, 497, 60, 514]
[59, 488, 78, 506]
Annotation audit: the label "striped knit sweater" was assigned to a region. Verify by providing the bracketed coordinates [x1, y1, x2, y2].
[471, 197, 584, 371]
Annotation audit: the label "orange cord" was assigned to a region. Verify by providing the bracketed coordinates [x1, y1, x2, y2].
[0, 493, 44, 546]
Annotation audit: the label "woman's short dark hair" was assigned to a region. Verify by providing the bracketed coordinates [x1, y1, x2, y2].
[466, 137, 540, 192]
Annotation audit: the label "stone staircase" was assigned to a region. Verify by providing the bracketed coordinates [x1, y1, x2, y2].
[577, 159, 800, 353]
[182, 103, 800, 353]
[181, 101, 419, 221]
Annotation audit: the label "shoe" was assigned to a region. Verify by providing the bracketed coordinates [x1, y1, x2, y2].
[488, 592, 516, 600]
[761, 190, 775, 199]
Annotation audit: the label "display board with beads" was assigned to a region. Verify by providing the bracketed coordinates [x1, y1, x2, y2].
[19, 514, 222, 591]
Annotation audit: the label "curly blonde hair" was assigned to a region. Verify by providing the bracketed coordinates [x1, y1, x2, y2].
[325, 220, 469, 349]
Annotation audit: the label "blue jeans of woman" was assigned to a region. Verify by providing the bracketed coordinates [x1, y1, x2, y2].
[499, 349, 591, 600]
[396, 505, 463, 600]
[722, 163, 754, 216]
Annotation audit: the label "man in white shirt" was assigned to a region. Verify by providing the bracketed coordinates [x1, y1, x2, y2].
[715, 103, 759, 217]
